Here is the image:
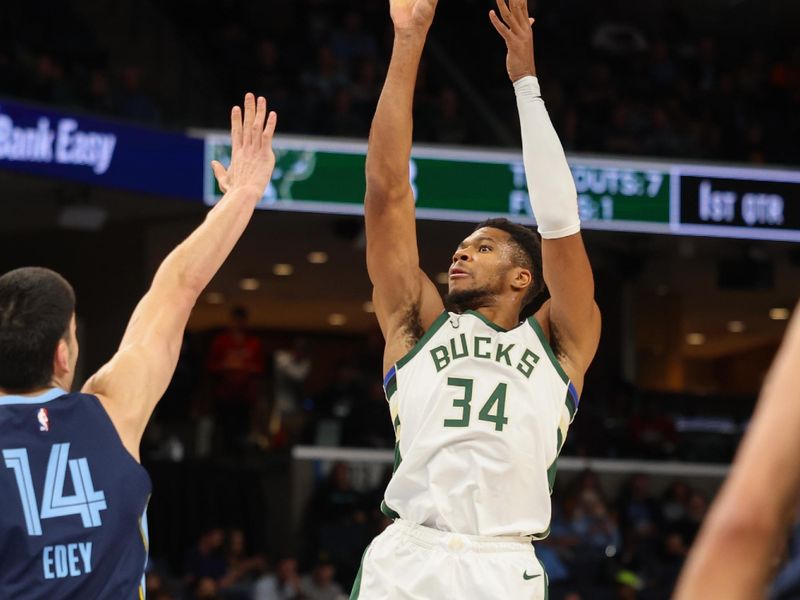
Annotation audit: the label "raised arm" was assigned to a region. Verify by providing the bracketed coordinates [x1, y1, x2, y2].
[367, 0, 444, 372]
[674, 303, 800, 599]
[490, 0, 600, 392]
[83, 93, 277, 460]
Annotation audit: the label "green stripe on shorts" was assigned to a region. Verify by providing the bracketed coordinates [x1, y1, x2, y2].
[349, 544, 371, 599]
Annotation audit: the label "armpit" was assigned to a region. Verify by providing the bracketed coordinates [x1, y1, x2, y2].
[549, 320, 569, 364]
[401, 303, 425, 349]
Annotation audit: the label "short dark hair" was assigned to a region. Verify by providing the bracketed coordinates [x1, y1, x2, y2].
[473, 218, 544, 306]
[0, 267, 75, 392]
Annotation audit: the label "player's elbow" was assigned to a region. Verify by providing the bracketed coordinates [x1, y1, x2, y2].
[155, 248, 206, 299]
[704, 501, 782, 548]
[366, 179, 405, 208]
[365, 160, 407, 201]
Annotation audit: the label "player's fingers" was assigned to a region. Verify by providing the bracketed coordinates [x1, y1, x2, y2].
[261, 111, 278, 156]
[494, 0, 513, 25]
[489, 10, 510, 39]
[211, 160, 229, 192]
[230, 105, 243, 154]
[510, 0, 529, 27]
[530, 17, 535, 27]
[243, 92, 256, 147]
[253, 96, 267, 143]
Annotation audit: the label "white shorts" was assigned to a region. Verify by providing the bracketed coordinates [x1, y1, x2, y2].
[350, 520, 548, 600]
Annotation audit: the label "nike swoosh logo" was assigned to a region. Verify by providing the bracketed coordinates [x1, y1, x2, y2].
[523, 571, 541, 580]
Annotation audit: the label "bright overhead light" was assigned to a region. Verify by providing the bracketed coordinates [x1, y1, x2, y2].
[727, 321, 745, 333]
[307, 252, 329, 264]
[686, 333, 706, 346]
[273, 264, 294, 276]
[328, 313, 347, 326]
[436, 272, 449, 285]
[770, 308, 791, 321]
[205, 292, 225, 305]
[239, 278, 260, 291]
[363, 301, 375, 314]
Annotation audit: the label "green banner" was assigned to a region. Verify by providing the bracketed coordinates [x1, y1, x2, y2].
[205, 136, 671, 230]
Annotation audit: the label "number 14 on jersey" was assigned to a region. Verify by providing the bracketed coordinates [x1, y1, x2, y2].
[3, 443, 107, 536]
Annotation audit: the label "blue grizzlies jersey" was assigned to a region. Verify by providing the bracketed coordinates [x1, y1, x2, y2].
[0, 389, 152, 599]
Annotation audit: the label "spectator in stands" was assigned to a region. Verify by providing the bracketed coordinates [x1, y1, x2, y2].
[301, 46, 348, 104]
[326, 88, 369, 137]
[307, 463, 365, 525]
[193, 577, 222, 600]
[184, 528, 228, 590]
[677, 491, 708, 545]
[303, 463, 371, 587]
[538, 501, 580, 588]
[217, 529, 265, 596]
[84, 69, 115, 115]
[299, 559, 346, 600]
[659, 480, 691, 529]
[206, 306, 266, 453]
[649, 531, 689, 597]
[252, 556, 303, 600]
[628, 399, 676, 459]
[617, 474, 660, 560]
[571, 489, 621, 554]
[117, 65, 160, 122]
[272, 337, 313, 445]
[429, 87, 471, 145]
[330, 9, 379, 64]
[350, 56, 382, 115]
[341, 380, 395, 448]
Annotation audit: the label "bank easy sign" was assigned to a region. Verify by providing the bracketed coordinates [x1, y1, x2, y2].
[0, 100, 205, 200]
[0, 107, 117, 175]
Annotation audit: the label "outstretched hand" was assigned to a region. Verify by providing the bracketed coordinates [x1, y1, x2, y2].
[390, 0, 438, 36]
[489, 0, 536, 82]
[211, 93, 278, 196]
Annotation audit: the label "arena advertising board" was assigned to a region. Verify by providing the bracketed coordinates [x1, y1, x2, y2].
[0, 99, 204, 200]
[203, 134, 673, 235]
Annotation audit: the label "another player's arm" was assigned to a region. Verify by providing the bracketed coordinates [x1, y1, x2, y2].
[490, 0, 600, 393]
[674, 302, 800, 600]
[367, 0, 443, 373]
[83, 94, 277, 460]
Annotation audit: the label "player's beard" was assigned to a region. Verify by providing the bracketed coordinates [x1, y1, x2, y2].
[444, 286, 495, 313]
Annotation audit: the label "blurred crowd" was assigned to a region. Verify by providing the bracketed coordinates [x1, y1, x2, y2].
[4, 1, 799, 165]
[142, 464, 722, 599]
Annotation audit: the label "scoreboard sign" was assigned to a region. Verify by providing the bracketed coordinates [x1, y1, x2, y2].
[677, 167, 800, 242]
[204, 134, 673, 234]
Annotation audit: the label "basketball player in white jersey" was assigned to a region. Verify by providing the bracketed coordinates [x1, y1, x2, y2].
[674, 302, 800, 599]
[351, 0, 601, 598]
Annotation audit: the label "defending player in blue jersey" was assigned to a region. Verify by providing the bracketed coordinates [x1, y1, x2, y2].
[0, 93, 278, 599]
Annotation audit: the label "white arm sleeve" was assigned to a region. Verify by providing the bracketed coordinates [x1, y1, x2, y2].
[514, 75, 581, 239]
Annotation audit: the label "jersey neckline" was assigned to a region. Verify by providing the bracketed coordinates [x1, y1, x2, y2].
[464, 309, 527, 333]
[0, 387, 67, 406]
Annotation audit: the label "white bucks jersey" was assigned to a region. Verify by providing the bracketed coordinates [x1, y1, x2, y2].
[381, 310, 579, 538]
